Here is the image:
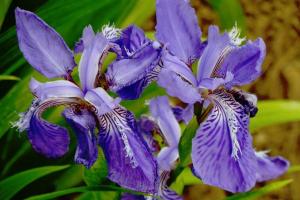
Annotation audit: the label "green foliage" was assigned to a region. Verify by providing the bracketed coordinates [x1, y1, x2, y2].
[250, 100, 300, 131]
[226, 179, 293, 200]
[83, 149, 108, 186]
[0, 0, 12, 29]
[25, 185, 152, 200]
[178, 117, 198, 167]
[170, 167, 202, 195]
[207, 0, 246, 34]
[0, 165, 69, 200]
[0, 75, 20, 81]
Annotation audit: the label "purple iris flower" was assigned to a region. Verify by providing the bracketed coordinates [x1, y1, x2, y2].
[150, 0, 289, 193]
[13, 8, 157, 193]
[104, 0, 289, 194]
[123, 96, 182, 200]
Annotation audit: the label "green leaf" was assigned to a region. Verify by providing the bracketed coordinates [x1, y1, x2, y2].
[0, 165, 69, 200]
[288, 165, 300, 173]
[0, 142, 30, 177]
[178, 117, 198, 167]
[170, 167, 202, 195]
[208, 0, 246, 34]
[0, 0, 12, 29]
[77, 191, 120, 200]
[25, 185, 151, 200]
[250, 100, 300, 131]
[0, 75, 20, 81]
[121, 0, 155, 27]
[226, 179, 293, 200]
[54, 165, 83, 190]
[83, 148, 108, 186]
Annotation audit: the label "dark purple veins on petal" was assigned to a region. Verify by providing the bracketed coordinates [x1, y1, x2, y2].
[191, 90, 257, 193]
[98, 107, 158, 193]
[63, 108, 98, 168]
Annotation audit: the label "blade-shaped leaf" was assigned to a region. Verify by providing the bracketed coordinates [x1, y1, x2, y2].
[170, 167, 202, 195]
[0, 0, 12, 29]
[178, 117, 198, 167]
[83, 148, 108, 186]
[0, 165, 69, 200]
[25, 185, 152, 200]
[250, 100, 300, 131]
[0, 75, 20, 81]
[226, 179, 293, 200]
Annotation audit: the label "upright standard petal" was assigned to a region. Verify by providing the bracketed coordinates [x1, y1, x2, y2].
[255, 151, 289, 182]
[156, 0, 202, 64]
[106, 44, 162, 99]
[150, 96, 180, 147]
[33, 80, 83, 101]
[98, 107, 158, 193]
[63, 108, 98, 168]
[150, 96, 181, 171]
[222, 38, 266, 87]
[113, 25, 150, 58]
[197, 26, 231, 83]
[27, 98, 79, 158]
[79, 33, 109, 92]
[15, 8, 76, 78]
[74, 25, 95, 54]
[84, 88, 119, 116]
[192, 90, 257, 193]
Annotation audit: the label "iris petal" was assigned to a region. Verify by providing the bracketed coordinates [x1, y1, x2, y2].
[63, 108, 98, 168]
[158, 68, 201, 104]
[172, 104, 194, 124]
[74, 25, 95, 54]
[79, 33, 109, 92]
[98, 107, 158, 193]
[156, 0, 202, 64]
[32, 79, 83, 101]
[197, 26, 231, 83]
[113, 25, 150, 58]
[84, 88, 119, 116]
[149, 96, 180, 147]
[222, 38, 266, 87]
[191, 90, 257, 193]
[27, 98, 79, 158]
[255, 151, 289, 182]
[106, 44, 162, 100]
[15, 8, 75, 78]
[158, 171, 182, 200]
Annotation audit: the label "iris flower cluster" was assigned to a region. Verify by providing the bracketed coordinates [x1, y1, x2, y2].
[14, 0, 289, 199]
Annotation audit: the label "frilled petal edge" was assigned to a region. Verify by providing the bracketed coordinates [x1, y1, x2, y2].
[98, 107, 158, 193]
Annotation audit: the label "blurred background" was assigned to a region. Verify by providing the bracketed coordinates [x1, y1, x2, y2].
[0, 0, 299, 199]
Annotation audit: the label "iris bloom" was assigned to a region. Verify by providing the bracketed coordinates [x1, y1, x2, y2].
[13, 8, 157, 193]
[122, 96, 182, 200]
[107, 0, 289, 193]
